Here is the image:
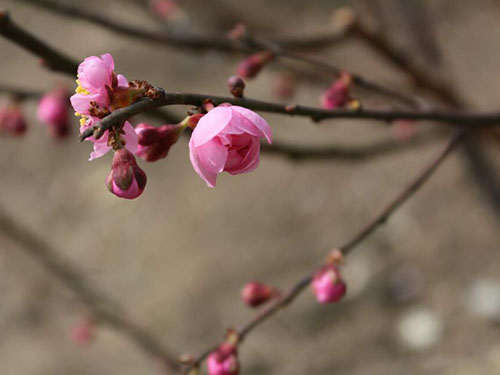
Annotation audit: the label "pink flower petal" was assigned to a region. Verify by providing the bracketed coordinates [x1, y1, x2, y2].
[117, 74, 129, 88]
[122, 121, 138, 154]
[231, 106, 272, 144]
[189, 137, 228, 187]
[191, 106, 232, 147]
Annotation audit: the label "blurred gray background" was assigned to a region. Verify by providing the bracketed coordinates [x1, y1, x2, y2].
[1, 0, 500, 374]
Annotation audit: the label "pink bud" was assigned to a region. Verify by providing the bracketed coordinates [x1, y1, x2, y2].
[186, 113, 204, 129]
[37, 86, 70, 139]
[0, 102, 27, 136]
[312, 265, 347, 304]
[135, 123, 181, 162]
[207, 343, 239, 375]
[228, 76, 245, 98]
[70, 317, 94, 345]
[236, 51, 275, 79]
[272, 72, 297, 101]
[241, 281, 275, 307]
[106, 149, 147, 199]
[320, 72, 353, 110]
[391, 120, 417, 142]
[149, 0, 179, 21]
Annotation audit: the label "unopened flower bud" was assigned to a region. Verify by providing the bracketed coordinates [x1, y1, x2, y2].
[135, 123, 181, 162]
[241, 281, 275, 307]
[320, 72, 353, 110]
[70, 317, 95, 345]
[186, 113, 204, 129]
[391, 120, 417, 142]
[228, 75, 245, 98]
[37, 86, 70, 139]
[106, 149, 147, 199]
[236, 51, 275, 79]
[207, 343, 239, 375]
[0, 102, 27, 136]
[272, 72, 297, 100]
[312, 265, 347, 304]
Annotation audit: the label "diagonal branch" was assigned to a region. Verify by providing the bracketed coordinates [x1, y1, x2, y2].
[0, 207, 180, 373]
[183, 128, 466, 373]
[0, 10, 78, 74]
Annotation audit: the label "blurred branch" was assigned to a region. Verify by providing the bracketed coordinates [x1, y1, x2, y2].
[0, 207, 180, 373]
[15, 0, 350, 52]
[80, 90, 500, 141]
[183, 128, 466, 373]
[0, 83, 43, 100]
[261, 131, 440, 161]
[15, 0, 421, 108]
[0, 10, 78, 74]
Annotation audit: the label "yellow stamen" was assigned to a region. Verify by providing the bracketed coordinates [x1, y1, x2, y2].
[75, 79, 90, 95]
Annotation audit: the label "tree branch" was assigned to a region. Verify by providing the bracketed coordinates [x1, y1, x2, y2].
[16, 0, 351, 52]
[0, 207, 180, 373]
[80, 90, 500, 141]
[0, 10, 78, 74]
[183, 129, 466, 373]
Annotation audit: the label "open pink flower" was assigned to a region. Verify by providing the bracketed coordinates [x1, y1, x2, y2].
[189, 105, 272, 187]
[70, 53, 138, 160]
[81, 120, 138, 161]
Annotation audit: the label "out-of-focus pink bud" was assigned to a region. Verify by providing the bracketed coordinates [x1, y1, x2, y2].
[228, 75, 246, 98]
[391, 120, 417, 142]
[207, 343, 239, 375]
[149, 0, 180, 21]
[272, 72, 297, 100]
[321, 72, 354, 110]
[70, 317, 95, 345]
[135, 123, 181, 162]
[241, 281, 275, 307]
[37, 86, 70, 139]
[236, 51, 275, 79]
[0, 102, 27, 136]
[312, 265, 347, 304]
[106, 149, 147, 199]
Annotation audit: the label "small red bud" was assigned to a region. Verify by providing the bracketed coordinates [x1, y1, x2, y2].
[37, 86, 71, 139]
[207, 342, 239, 375]
[236, 51, 275, 79]
[320, 72, 354, 110]
[0, 102, 27, 136]
[135, 123, 181, 162]
[70, 316, 95, 346]
[312, 265, 347, 304]
[228, 75, 245, 98]
[241, 281, 275, 307]
[106, 149, 147, 199]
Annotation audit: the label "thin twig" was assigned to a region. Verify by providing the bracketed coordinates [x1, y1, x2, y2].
[80, 90, 500, 141]
[0, 10, 78, 74]
[183, 129, 465, 373]
[0, 207, 180, 373]
[16, 0, 351, 52]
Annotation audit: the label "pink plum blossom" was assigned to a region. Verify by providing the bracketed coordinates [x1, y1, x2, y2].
[207, 343, 239, 375]
[70, 53, 137, 160]
[312, 265, 347, 304]
[106, 148, 147, 199]
[37, 86, 70, 139]
[189, 105, 272, 187]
